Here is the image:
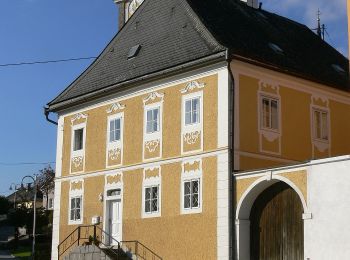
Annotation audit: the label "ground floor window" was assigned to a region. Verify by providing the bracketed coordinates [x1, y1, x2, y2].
[184, 179, 200, 209]
[70, 196, 82, 222]
[144, 186, 159, 214]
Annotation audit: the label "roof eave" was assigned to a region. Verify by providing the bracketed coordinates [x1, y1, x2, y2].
[47, 51, 227, 113]
[231, 54, 349, 92]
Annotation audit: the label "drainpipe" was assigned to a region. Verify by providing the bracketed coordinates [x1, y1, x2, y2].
[44, 107, 58, 125]
[226, 49, 235, 260]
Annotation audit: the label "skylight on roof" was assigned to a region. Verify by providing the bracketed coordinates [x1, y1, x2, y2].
[268, 43, 284, 54]
[331, 64, 345, 74]
[128, 44, 142, 59]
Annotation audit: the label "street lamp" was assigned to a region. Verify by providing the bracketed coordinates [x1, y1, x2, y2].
[9, 183, 18, 209]
[21, 175, 38, 260]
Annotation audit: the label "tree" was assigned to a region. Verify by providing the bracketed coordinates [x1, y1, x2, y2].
[0, 196, 10, 215]
[37, 166, 55, 209]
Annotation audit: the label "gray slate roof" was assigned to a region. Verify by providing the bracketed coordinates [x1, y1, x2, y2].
[48, 0, 349, 110]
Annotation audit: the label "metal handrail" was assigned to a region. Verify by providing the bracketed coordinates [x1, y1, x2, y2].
[121, 240, 163, 260]
[58, 225, 162, 260]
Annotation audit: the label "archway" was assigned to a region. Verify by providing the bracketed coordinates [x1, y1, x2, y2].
[250, 182, 303, 260]
[235, 175, 309, 260]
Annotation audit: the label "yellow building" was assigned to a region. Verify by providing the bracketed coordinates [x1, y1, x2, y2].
[46, 0, 349, 259]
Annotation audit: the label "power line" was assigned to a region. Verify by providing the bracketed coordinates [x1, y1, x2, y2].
[0, 56, 97, 68]
[0, 162, 55, 166]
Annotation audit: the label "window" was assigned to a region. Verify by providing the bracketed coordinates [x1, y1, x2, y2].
[73, 128, 84, 151]
[185, 97, 200, 125]
[313, 109, 328, 141]
[109, 118, 121, 143]
[184, 179, 200, 209]
[70, 197, 82, 222]
[146, 108, 160, 133]
[144, 186, 159, 214]
[48, 198, 54, 209]
[261, 97, 279, 130]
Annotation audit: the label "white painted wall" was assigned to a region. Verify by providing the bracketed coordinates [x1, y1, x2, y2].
[305, 156, 350, 260]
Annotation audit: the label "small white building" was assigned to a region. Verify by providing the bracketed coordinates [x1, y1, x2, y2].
[235, 155, 350, 260]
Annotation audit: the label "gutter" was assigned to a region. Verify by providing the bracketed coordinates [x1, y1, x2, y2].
[47, 51, 226, 113]
[44, 107, 58, 125]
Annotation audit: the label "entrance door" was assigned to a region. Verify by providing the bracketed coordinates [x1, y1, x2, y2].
[250, 182, 304, 260]
[109, 199, 122, 244]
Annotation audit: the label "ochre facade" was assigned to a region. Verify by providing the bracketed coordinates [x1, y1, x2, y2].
[56, 71, 223, 259]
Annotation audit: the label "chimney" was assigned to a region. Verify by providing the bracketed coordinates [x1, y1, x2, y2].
[242, 0, 259, 9]
[113, 0, 127, 30]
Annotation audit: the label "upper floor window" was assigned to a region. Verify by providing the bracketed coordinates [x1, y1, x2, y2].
[146, 107, 160, 133]
[185, 97, 200, 125]
[261, 96, 279, 131]
[73, 128, 84, 151]
[313, 109, 328, 141]
[109, 118, 121, 143]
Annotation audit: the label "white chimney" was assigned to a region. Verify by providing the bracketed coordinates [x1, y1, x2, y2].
[242, 0, 259, 9]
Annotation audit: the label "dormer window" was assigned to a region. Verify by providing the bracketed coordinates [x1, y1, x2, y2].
[269, 43, 284, 55]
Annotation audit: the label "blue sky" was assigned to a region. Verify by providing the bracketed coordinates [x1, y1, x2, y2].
[0, 0, 347, 196]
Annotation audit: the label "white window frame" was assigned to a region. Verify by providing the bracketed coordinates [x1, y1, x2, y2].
[183, 179, 201, 210]
[260, 95, 280, 133]
[68, 181, 84, 225]
[312, 107, 330, 143]
[106, 113, 124, 167]
[143, 102, 163, 161]
[70, 122, 87, 174]
[142, 167, 161, 218]
[146, 107, 160, 134]
[181, 160, 202, 215]
[181, 91, 203, 154]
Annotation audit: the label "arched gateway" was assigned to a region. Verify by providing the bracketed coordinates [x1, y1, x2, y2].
[250, 182, 303, 260]
[235, 176, 308, 260]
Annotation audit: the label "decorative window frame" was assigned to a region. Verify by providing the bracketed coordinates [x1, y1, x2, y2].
[143, 94, 163, 161]
[181, 159, 203, 215]
[142, 166, 161, 218]
[310, 103, 331, 155]
[257, 80, 282, 156]
[70, 122, 87, 174]
[106, 112, 124, 168]
[181, 91, 204, 154]
[68, 180, 84, 225]
[103, 172, 123, 244]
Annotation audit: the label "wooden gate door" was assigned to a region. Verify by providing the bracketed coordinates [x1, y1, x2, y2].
[250, 182, 304, 260]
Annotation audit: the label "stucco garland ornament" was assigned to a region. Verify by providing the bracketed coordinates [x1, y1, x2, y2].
[108, 148, 121, 160]
[71, 113, 88, 125]
[184, 131, 201, 145]
[106, 102, 126, 114]
[145, 140, 160, 153]
[72, 156, 84, 168]
[180, 81, 205, 93]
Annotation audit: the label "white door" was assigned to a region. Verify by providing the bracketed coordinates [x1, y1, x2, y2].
[109, 199, 122, 244]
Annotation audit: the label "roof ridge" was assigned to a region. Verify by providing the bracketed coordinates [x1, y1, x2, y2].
[180, 0, 226, 52]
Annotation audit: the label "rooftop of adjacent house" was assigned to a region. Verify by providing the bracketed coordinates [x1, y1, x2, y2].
[47, 0, 349, 111]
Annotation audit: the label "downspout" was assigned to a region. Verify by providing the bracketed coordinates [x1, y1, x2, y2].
[225, 49, 235, 260]
[44, 107, 58, 125]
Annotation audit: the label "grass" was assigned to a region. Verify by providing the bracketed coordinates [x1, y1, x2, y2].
[11, 246, 31, 257]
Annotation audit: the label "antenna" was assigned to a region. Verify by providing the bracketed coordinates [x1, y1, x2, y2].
[312, 9, 325, 40]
